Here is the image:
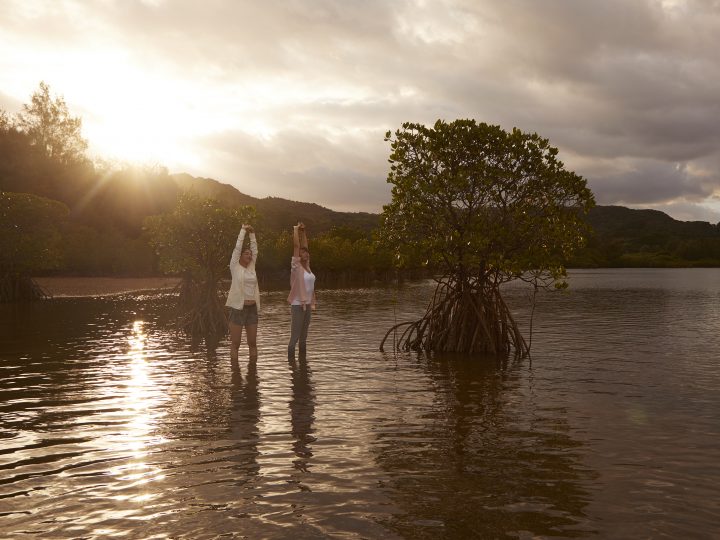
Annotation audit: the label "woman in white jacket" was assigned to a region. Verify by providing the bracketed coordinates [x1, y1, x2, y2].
[226, 224, 260, 367]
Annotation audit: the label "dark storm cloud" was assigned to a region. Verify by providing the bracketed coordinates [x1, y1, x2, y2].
[592, 161, 710, 204]
[474, 1, 720, 205]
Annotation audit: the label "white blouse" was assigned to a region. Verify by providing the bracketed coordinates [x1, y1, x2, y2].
[291, 269, 315, 305]
[243, 269, 257, 300]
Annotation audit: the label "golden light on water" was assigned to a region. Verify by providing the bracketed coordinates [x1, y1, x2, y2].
[108, 320, 166, 498]
[126, 320, 152, 454]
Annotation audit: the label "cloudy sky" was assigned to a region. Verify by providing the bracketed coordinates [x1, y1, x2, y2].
[2, 0, 719, 221]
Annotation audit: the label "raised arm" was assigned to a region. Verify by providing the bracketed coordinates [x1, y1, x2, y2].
[299, 224, 308, 250]
[230, 226, 247, 266]
[247, 225, 258, 264]
[293, 223, 301, 258]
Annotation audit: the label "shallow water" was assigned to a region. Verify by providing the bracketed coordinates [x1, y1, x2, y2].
[1, 269, 719, 538]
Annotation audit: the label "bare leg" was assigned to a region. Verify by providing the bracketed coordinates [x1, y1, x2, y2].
[230, 321, 243, 368]
[246, 324, 258, 361]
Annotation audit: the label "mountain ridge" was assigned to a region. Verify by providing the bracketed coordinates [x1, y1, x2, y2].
[171, 172, 379, 233]
[172, 172, 720, 230]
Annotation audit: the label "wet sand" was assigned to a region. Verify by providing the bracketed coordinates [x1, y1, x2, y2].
[35, 277, 181, 297]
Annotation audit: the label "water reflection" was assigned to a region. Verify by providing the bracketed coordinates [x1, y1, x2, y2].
[2, 272, 720, 537]
[107, 320, 166, 500]
[228, 360, 261, 483]
[374, 352, 596, 538]
[288, 356, 316, 481]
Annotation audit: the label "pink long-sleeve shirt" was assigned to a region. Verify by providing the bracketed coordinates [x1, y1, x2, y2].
[287, 256, 316, 309]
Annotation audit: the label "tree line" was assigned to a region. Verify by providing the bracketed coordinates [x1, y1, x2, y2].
[571, 205, 720, 267]
[2, 83, 719, 303]
[1, 83, 418, 302]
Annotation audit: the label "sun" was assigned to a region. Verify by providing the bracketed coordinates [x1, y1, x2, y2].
[83, 83, 204, 170]
[21, 45, 328, 175]
[88, 113, 191, 167]
[51, 51, 210, 171]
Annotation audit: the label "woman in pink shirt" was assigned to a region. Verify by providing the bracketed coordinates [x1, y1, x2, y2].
[287, 222, 316, 360]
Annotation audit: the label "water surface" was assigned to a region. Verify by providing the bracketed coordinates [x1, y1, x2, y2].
[1, 269, 719, 538]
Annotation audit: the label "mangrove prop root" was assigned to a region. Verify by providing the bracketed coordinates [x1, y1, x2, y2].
[380, 278, 530, 357]
[173, 277, 227, 348]
[379, 321, 416, 352]
[0, 274, 50, 303]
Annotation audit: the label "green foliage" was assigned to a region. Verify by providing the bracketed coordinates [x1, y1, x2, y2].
[1, 86, 95, 213]
[252, 226, 399, 285]
[0, 110, 10, 130]
[326, 225, 371, 243]
[15, 81, 88, 165]
[61, 223, 157, 276]
[381, 119, 595, 288]
[569, 206, 720, 267]
[310, 232, 393, 275]
[0, 191, 69, 275]
[144, 192, 256, 283]
[73, 164, 179, 236]
[255, 229, 292, 278]
[7, 81, 720, 285]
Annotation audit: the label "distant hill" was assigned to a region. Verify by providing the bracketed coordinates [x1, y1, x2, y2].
[171, 173, 379, 233]
[0, 149, 378, 235]
[3, 134, 720, 270]
[587, 205, 719, 237]
[169, 178, 720, 250]
[573, 205, 720, 267]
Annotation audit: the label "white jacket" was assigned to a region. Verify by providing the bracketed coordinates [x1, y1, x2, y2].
[225, 229, 260, 310]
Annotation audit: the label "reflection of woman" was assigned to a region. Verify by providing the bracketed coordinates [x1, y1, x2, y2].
[229, 359, 261, 478]
[289, 357, 315, 474]
[287, 222, 316, 360]
[226, 224, 260, 368]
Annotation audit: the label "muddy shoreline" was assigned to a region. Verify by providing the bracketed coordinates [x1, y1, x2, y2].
[35, 277, 182, 297]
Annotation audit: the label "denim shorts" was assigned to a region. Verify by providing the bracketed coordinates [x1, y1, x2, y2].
[228, 304, 259, 326]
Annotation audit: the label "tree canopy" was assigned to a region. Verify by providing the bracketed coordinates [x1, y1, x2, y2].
[16, 81, 88, 165]
[0, 191, 69, 301]
[0, 191, 69, 276]
[381, 119, 595, 289]
[380, 119, 595, 355]
[5, 82, 719, 291]
[145, 192, 256, 284]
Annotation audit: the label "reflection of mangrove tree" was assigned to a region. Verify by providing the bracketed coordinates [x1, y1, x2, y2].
[372, 353, 595, 538]
[380, 120, 594, 356]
